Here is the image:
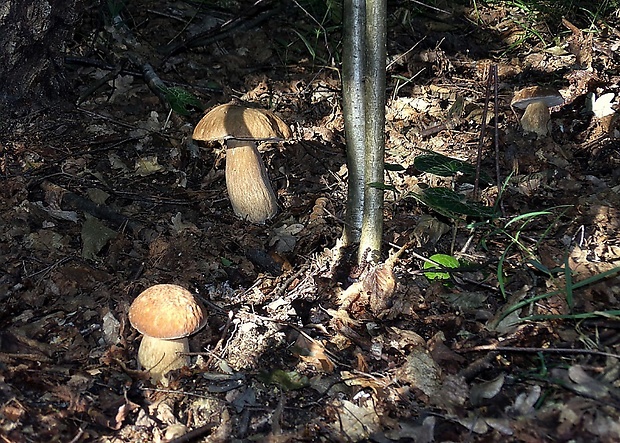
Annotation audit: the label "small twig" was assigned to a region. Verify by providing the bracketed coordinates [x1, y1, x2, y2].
[271, 263, 309, 299]
[206, 310, 235, 368]
[474, 64, 493, 198]
[25, 255, 75, 279]
[107, 14, 173, 114]
[40, 180, 157, 244]
[167, 422, 218, 443]
[77, 108, 150, 131]
[492, 64, 504, 216]
[418, 116, 466, 138]
[458, 352, 499, 381]
[76, 61, 124, 105]
[67, 426, 86, 443]
[244, 312, 345, 366]
[161, 0, 275, 56]
[409, 0, 450, 14]
[139, 387, 213, 399]
[384, 239, 416, 269]
[146, 9, 188, 23]
[0, 352, 53, 364]
[66, 56, 220, 92]
[387, 39, 423, 70]
[458, 344, 620, 360]
[385, 240, 446, 269]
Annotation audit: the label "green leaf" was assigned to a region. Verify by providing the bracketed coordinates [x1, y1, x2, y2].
[107, 0, 127, 18]
[81, 214, 118, 260]
[159, 86, 203, 116]
[384, 163, 406, 171]
[526, 259, 552, 276]
[564, 253, 574, 311]
[424, 254, 460, 280]
[414, 152, 492, 184]
[293, 30, 316, 60]
[325, 0, 343, 23]
[498, 266, 620, 324]
[221, 257, 233, 267]
[503, 210, 553, 229]
[258, 369, 309, 391]
[368, 182, 398, 192]
[409, 187, 497, 219]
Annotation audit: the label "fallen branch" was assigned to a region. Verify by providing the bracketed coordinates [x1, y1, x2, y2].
[160, 0, 277, 56]
[108, 14, 170, 108]
[40, 180, 157, 244]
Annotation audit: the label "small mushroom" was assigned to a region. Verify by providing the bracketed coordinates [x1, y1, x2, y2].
[128, 284, 206, 383]
[511, 86, 564, 137]
[193, 103, 292, 223]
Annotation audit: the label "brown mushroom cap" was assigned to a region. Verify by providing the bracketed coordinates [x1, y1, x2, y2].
[193, 103, 292, 142]
[511, 86, 564, 109]
[128, 284, 206, 340]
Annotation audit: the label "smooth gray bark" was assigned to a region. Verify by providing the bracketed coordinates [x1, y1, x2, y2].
[342, 0, 367, 246]
[358, 0, 387, 263]
[341, 0, 387, 263]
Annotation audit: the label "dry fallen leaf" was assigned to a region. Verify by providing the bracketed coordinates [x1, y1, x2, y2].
[328, 399, 381, 441]
[292, 334, 335, 373]
[395, 347, 443, 399]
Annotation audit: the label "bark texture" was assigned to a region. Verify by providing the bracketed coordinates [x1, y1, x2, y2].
[0, 0, 81, 110]
[342, 0, 367, 246]
[341, 0, 387, 263]
[358, 0, 387, 263]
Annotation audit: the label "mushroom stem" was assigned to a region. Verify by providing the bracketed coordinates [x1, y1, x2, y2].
[225, 140, 278, 223]
[520, 101, 551, 137]
[138, 335, 189, 383]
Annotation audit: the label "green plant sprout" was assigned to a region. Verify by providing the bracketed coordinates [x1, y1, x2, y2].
[409, 187, 498, 220]
[290, 0, 342, 66]
[498, 266, 620, 324]
[400, 152, 498, 219]
[493, 207, 570, 299]
[159, 86, 203, 116]
[424, 253, 461, 281]
[106, 0, 127, 21]
[414, 152, 493, 185]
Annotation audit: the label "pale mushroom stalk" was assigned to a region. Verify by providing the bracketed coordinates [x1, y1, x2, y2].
[137, 335, 189, 378]
[520, 101, 551, 136]
[225, 140, 278, 223]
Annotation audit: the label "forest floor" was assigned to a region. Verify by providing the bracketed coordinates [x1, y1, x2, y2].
[1, 0, 620, 441]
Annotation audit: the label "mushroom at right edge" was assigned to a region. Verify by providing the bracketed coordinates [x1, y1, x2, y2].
[511, 86, 565, 137]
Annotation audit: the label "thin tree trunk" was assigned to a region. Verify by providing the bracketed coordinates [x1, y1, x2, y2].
[358, 0, 387, 263]
[342, 0, 367, 247]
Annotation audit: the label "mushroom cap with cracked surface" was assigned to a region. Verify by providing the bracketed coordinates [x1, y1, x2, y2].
[128, 284, 206, 340]
[193, 103, 292, 142]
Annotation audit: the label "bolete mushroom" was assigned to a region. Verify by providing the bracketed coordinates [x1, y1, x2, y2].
[128, 284, 206, 383]
[511, 86, 564, 137]
[193, 103, 292, 223]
